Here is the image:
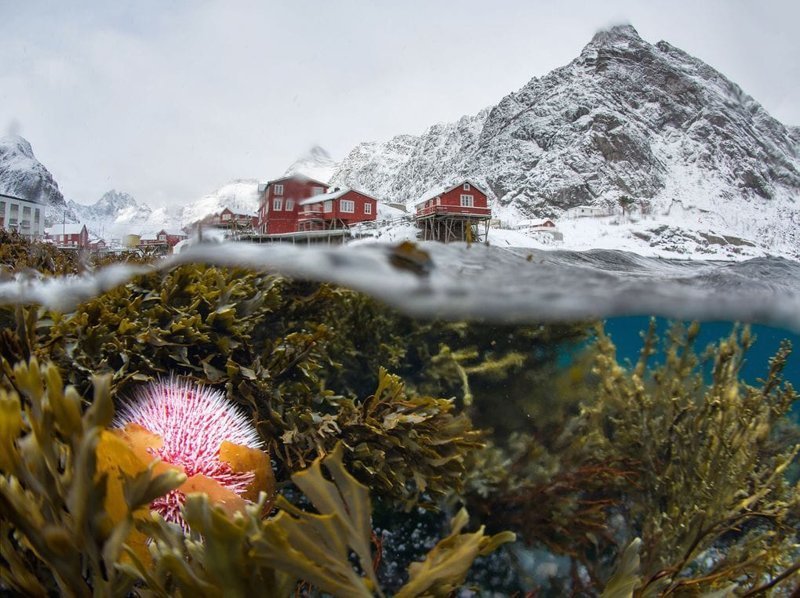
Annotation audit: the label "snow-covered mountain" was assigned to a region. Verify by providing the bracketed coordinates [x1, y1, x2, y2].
[66, 190, 178, 239]
[69, 190, 150, 223]
[0, 135, 66, 213]
[284, 146, 336, 183]
[180, 179, 260, 225]
[332, 24, 800, 258]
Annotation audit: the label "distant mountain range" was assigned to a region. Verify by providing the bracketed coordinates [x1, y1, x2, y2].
[1, 24, 798, 258]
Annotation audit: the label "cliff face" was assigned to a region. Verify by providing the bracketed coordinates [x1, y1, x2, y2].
[0, 135, 66, 210]
[331, 25, 800, 221]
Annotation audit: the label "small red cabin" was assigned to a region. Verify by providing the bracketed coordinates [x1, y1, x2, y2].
[259, 175, 328, 234]
[46, 223, 89, 249]
[415, 181, 491, 219]
[156, 229, 188, 247]
[297, 188, 378, 231]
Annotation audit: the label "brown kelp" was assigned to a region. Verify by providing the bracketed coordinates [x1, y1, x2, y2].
[0, 354, 513, 595]
[0, 234, 798, 595]
[467, 322, 800, 594]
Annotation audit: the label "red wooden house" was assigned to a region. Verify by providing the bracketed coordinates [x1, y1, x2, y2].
[414, 181, 491, 219]
[414, 181, 492, 243]
[258, 175, 328, 234]
[297, 188, 378, 231]
[46, 223, 89, 249]
[156, 229, 188, 247]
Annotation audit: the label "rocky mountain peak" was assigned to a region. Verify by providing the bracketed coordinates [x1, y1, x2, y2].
[94, 189, 138, 212]
[587, 23, 643, 47]
[284, 145, 336, 182]
[0, 135, 65, 209]
[331, 24, 800, 257]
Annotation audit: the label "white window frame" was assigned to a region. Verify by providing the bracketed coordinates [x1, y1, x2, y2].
[312, 187, 324, 196]
[340, 199, 355, 213]
[463, 183, 471, 191]
[436, 197, 441, 206]
[285, 199, 295, 211]
[460, 194, 474, 207]
[323, 200, 333, 213]
[364, 202, 372, 214]
[273, 198, 283, 211]
[274, 184, 284, 196]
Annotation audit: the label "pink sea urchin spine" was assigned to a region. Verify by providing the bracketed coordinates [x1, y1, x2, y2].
[115, 378, 263, 526]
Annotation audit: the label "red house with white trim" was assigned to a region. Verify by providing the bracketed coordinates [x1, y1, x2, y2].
[155, 229, 188, 247]
[258, 175, 328, 234]
[415, 181, 491, 219]
[414, 181, 492, 243]
[297, 188, 378, 231]
[46, 223, 89, 249]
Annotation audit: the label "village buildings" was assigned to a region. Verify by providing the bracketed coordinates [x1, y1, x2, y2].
[257, 175, 328, 235]
[46, 223, 89, 249]
[297, 188, 378, 231]
[0, 192, 46, 240]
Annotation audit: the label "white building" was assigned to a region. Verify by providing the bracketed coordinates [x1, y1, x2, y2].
[0, 192, 47, 239]
[564, 205, 607, 219]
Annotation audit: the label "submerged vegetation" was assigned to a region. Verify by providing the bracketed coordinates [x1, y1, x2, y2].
[0, 236, 798, 595]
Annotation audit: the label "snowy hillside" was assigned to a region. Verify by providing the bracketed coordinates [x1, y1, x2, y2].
[332, 24, 800, 259]
[0, 135, 66, 213]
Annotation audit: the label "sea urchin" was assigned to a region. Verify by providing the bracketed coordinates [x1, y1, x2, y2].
[115, 378, 266, 527]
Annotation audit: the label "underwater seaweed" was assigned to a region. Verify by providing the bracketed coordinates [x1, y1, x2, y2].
[0, 356, 185, 596]
[35, 264, 568, 509]
[0, 355, 514, 596]
[584, 322, 800, 595]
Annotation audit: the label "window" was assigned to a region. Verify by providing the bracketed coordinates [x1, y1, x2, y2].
[364, 202, 372, 214]
[274, 184, 284, 195]
[323, 200, 333, 213]
[34, 209, 40, 224]
[340, 199, 355, 213]
[463, 183, 471, 190]
[460, 194, 474, 207]
[286, 199, 295, 211]
[273, 198, 283, 211]
[0, 201, 5, 215]
[436, 197, 441, 206]
[312, 187, 324, 196]
[222, 212, 231, 220]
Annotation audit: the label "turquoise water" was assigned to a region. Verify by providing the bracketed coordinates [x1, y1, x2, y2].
[604, 316, 800, 388]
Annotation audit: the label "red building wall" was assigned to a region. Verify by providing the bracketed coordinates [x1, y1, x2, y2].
[260, 176, 327, 234]
[52, 227, 89, 248]
[323, 190, 378, 224]
[416, 182, 491, 218]
[439, 183, 488, 211]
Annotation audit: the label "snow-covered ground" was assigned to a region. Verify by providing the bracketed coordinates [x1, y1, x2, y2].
[349, 208, 794, 262]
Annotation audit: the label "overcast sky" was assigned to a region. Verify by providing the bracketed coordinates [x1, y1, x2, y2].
[1, 0, 798, 207]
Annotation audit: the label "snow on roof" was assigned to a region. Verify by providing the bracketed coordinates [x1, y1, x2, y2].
[415, 180, 488, 206]
[519, 218, 556, 227]
[299, 188, 349, 206]
[46, 223, 86, 236]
